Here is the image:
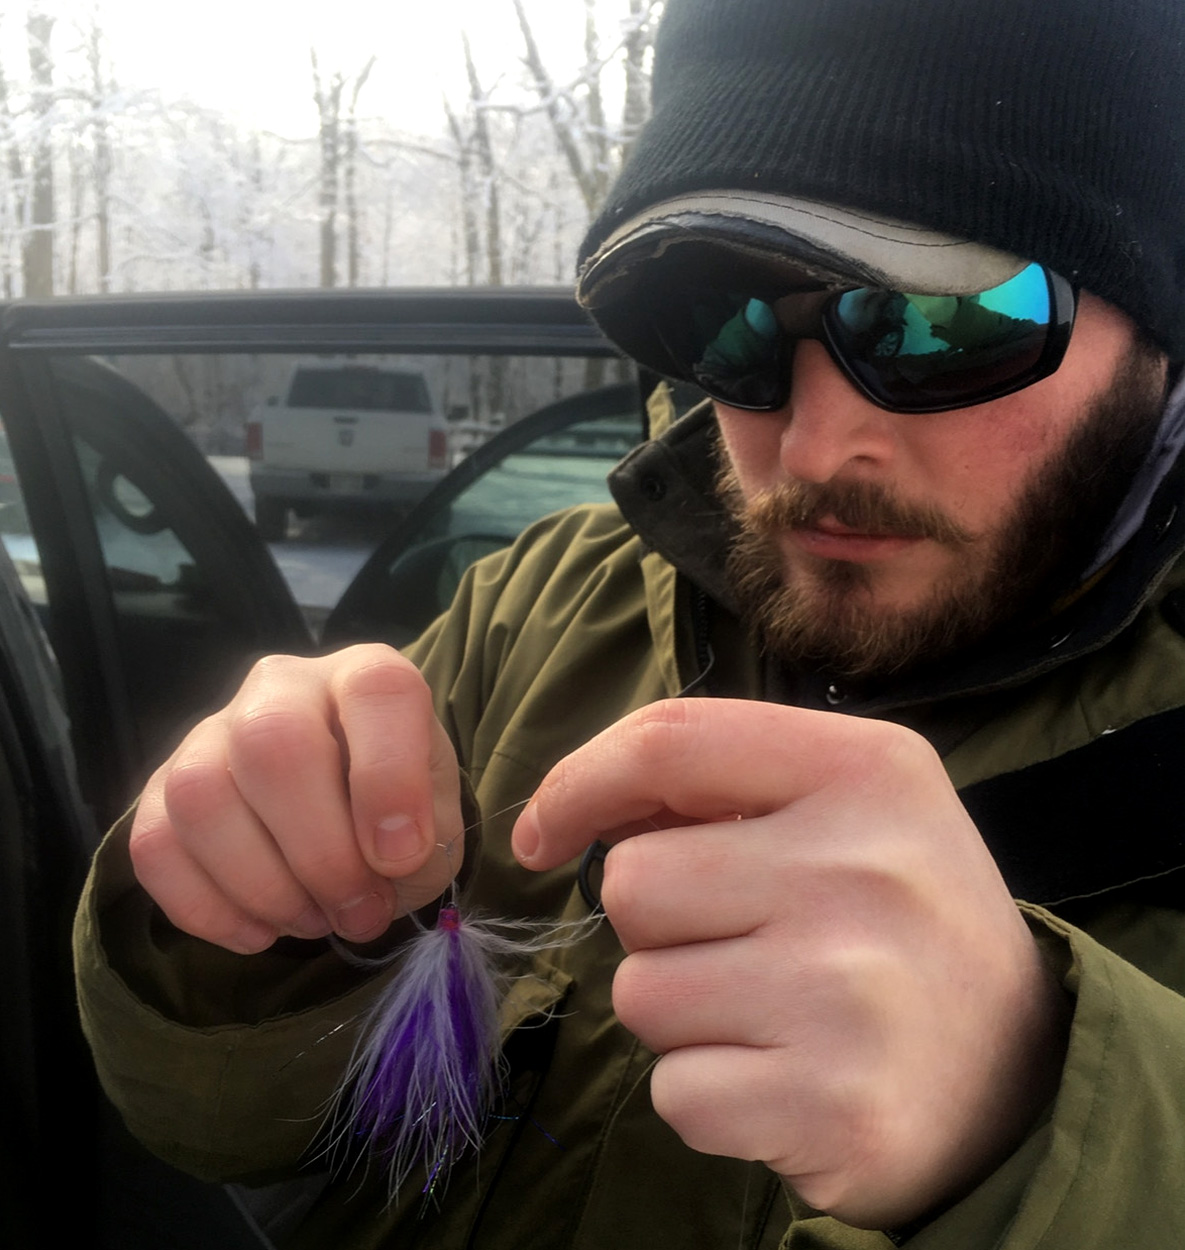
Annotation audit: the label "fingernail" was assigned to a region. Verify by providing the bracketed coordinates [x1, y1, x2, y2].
[513, 806, 540, 865]
[335, 892, 392, 940]
[375, 814, 423, 865]
[228, 922, 277, 955]
[290, 904, 333, 940]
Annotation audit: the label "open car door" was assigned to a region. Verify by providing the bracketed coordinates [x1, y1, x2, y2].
[0, 287, 634, 1247]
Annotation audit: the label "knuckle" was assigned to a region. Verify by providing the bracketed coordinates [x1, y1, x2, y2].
[162, 891, 229, 941]
[167, 892, 264, 949]
[246, 651, 301, 681]
[334, 644, 424, 704]
[649, 1054, 714, 1146]
[348, 742, 427, 793]
[128, 810, 179, 883]
[599, 838, 647, 922]
[625, 699, 699, 772]
[228, 701, 326, 776]
[160, 754, 236, 831]
[237, 652, 310, 702]
[610, 953, 657, 1036]
[861, 717, 935, 781]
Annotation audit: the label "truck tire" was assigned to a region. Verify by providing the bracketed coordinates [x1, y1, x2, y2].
[254, 496, 289, 542]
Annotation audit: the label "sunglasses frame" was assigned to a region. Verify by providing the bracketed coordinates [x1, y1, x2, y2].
[643, 264, 1080, 416]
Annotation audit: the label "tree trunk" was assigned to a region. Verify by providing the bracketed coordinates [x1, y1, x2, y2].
[24, 11, 55, 299]
[312, 51, 343, 289]
[444, 99, 481, 287]
[463, 36, 503, 286]
[67, 137, 83, 294]
[621, 0, 654, 168]
[0, 55, 25, 300]
[87, 18, 113, 293]
[344, 57, 375, 289]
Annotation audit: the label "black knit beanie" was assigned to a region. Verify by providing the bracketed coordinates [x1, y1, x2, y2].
[578, 0, 1185, 359]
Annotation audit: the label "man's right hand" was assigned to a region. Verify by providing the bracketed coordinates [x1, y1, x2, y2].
[129, 645, 464, 954]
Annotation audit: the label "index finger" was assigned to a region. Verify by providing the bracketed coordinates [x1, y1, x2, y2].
[512, 698, 901, 870]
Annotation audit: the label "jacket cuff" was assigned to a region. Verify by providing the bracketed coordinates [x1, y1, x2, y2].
[781, 903, 1185, 1247]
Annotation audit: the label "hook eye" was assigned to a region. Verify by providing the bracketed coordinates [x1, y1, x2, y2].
[577, 841, 608, 915]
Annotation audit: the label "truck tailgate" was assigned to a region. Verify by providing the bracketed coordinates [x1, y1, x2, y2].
[263, 408, 435, 474]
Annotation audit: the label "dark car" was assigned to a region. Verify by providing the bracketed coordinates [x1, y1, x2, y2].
[0, 288, 676, 1247]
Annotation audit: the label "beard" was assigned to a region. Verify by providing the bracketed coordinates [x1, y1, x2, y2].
[721, 341, 1167, 680]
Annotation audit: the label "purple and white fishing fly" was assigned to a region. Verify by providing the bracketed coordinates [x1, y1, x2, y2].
[331, 892, 596, 1199]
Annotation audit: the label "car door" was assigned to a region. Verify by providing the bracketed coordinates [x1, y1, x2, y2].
[0, 341, 310, 826]
[0, 314, 310, 1248]
[0, 287, 636, 1247]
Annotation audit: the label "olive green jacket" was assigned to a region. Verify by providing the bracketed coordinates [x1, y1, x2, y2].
[75, 406, 1185, 1248]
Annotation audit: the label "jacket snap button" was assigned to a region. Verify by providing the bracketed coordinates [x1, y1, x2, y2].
[640, 473, 666, 502]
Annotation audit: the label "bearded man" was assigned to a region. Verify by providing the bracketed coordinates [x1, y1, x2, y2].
[75, 0, 1185, 1246]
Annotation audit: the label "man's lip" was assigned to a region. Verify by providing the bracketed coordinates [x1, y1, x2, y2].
[787, 519, 923, 561]
[811, 516, 881, 538]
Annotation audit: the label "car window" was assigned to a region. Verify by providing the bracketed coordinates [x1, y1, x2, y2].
[287, 366, 434, 413]
[324, 382, 644, 645]
[0, 349, 312, 819]
[102, 344, 637, 632]
[0, 290, 642, 814]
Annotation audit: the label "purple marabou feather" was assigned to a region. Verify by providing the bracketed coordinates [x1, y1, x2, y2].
[332, 901, 595, 1198]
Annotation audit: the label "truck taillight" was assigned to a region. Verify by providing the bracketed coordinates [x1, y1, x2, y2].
[246, 420, 263, 460]
[429, 428, 448, 470]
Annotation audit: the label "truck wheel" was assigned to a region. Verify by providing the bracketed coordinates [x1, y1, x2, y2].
[254, 497, 289, 542]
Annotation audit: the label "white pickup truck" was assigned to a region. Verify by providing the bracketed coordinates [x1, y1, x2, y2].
[246, 362, 449, 539]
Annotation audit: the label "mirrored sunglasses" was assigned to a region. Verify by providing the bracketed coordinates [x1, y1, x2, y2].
[623, 261, 1077, 415]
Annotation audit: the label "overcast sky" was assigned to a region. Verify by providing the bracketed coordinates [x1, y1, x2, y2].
[4, 0, 598, 137]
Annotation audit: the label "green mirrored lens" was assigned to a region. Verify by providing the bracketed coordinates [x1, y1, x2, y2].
[686, 294, 785, 408]
[830, 263, 1052, 406]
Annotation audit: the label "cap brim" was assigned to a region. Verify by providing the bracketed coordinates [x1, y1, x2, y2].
[578, 191, 1027, 309]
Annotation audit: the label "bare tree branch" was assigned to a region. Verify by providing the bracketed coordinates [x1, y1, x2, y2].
[513, 0, 601, 213]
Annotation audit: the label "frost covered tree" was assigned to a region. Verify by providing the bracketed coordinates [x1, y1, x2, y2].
[441, 0, 661, 289]
[0, 0, 659, 298]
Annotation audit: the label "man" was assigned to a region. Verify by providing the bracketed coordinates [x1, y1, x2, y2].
[75, 0, 1185, 1245]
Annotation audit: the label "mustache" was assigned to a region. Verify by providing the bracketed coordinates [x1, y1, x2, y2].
[720, 470, 975, 546]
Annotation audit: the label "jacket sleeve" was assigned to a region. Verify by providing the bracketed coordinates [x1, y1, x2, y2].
[780, 902, 1185, 1250]
[69, 511, 603, 1184]
[70, 555, 513, 1184]
[72, 807, 400, 1182]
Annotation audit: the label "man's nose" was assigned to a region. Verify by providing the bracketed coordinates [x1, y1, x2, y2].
[776, 340, 899, 483]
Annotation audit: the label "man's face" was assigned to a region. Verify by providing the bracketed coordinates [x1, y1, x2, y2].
[714, 292, 1167, 678]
